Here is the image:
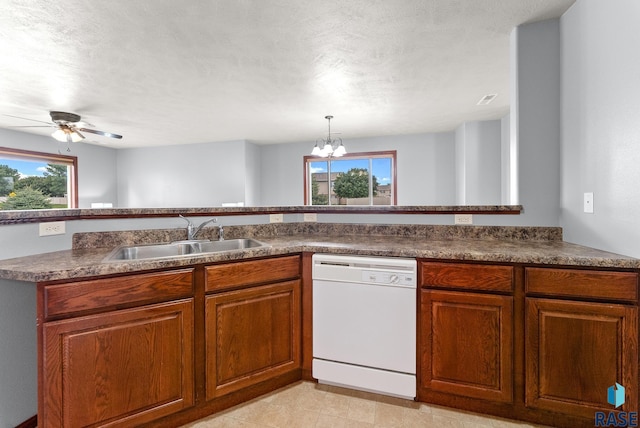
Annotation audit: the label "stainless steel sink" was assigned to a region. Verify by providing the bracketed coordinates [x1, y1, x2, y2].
[104, 238, 269, 262]
[191, 239, 267, 253]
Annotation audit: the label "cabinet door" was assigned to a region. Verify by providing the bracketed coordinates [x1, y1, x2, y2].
[526, 298, 638, 418]
[41, 299, 194, 428]
[206, 280, 301, 399]
[420, 290, 513, 403]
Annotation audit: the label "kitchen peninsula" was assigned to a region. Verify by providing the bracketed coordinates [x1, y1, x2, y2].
[0, 221, 638, 428]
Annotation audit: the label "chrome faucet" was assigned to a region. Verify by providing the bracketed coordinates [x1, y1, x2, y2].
[179, 215, 220, 240]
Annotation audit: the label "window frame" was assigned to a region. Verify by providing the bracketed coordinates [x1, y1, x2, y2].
[0, 147, 79, 209]
[303, 150, 397, 206]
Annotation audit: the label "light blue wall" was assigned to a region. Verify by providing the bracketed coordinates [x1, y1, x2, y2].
[244, 141, 261, 206]
[258, 140, 305, 206]
[559, 0, 640, 258]
[501, 114, 513, 204]
[0, 279, 35, 428]
[455, 120, 502, 205]
[259, 132, 457, 206]
[116, 140, 250, 207]
[508, 18, 562, 227]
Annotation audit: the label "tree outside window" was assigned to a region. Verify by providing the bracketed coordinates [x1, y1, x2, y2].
[0, 165, 19, 196]
[333, 168, 380, 204]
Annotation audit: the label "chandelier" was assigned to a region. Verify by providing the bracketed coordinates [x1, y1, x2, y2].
[311, 115, 346, 158]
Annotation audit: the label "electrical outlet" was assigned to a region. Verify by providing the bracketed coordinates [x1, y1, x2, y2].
[269, 213, 284, 223]
[454, 214, 473, 225]
[39, 221, 66, 236]
[303, 213, 317, 222]
[584, 192, 594, 213]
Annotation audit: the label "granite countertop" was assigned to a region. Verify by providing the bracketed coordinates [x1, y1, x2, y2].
[0, 231, 638, 283]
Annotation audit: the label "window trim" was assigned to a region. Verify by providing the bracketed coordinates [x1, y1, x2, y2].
[0, 147, 79, 208]
[303, 150, 398, 206]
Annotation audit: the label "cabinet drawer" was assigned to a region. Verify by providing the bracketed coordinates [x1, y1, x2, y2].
[525, 267, 638, 302]
[420, 261, 514, 293]
[205, 255, 300, 292]
[44, 269, 194, 319]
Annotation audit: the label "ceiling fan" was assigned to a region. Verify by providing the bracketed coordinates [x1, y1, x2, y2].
[5, 111, 123, 144]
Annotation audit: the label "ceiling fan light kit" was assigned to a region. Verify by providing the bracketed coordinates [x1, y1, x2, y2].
[312, 115, 346, 158]
[5, 111, 123, 149]
[51, 127, 84, 143]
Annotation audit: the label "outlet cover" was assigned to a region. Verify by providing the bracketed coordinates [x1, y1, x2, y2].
[39, 221, 66, 236]
[303, 213, 317, 222]
[454, 214, 473, 225]
[584, 192, 594, 213]
[269, 213, 284, 223]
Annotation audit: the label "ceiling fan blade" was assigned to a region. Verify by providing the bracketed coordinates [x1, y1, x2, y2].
[7, 125, 54, 128]
[3, 114, 53, 125]
[77, 127, 123, 139]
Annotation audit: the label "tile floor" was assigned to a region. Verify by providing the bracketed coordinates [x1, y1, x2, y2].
[181, 381, 549, 428]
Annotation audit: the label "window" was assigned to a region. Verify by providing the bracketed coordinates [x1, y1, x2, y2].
[0, 147, 78, 210]
[304, 151, 397, 206]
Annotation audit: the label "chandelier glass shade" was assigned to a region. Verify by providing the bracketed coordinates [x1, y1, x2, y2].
[311, 115, 346, 158]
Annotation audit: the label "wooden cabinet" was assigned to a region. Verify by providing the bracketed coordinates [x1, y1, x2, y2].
[34, 251, 636, 428]
[37, 255, 303, 428]
[41, 299, 194, 428]
[419, 261, 640, 428]
[205, 280, 301, 399]
[525, 268, 638, 419]
[419, 261, 514, 404]
[205, 255, 301, 400]
[421, 290, 513, 403]
[39, 269, 195, 428]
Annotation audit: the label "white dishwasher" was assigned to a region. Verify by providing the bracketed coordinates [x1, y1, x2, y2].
[312, 254, 417, 399]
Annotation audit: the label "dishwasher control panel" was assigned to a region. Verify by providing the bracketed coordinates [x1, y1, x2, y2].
[313, 254, 417, 288]
[361, 270, 414, 286]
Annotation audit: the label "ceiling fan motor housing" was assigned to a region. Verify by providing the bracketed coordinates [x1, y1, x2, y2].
[50, 111, 81, 124]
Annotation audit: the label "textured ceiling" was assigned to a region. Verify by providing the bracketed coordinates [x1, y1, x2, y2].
[0, 0, 575, 148]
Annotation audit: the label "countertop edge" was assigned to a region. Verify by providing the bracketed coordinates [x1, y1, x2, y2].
[0, 205, 523, 224]
[0, 237, 638, 283]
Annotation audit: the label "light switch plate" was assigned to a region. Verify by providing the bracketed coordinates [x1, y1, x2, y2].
[39, 221, 66, 236]
[584, 192, 594, 213]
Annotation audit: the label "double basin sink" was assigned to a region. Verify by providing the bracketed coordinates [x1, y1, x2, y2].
[104, 238, 269, 262]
